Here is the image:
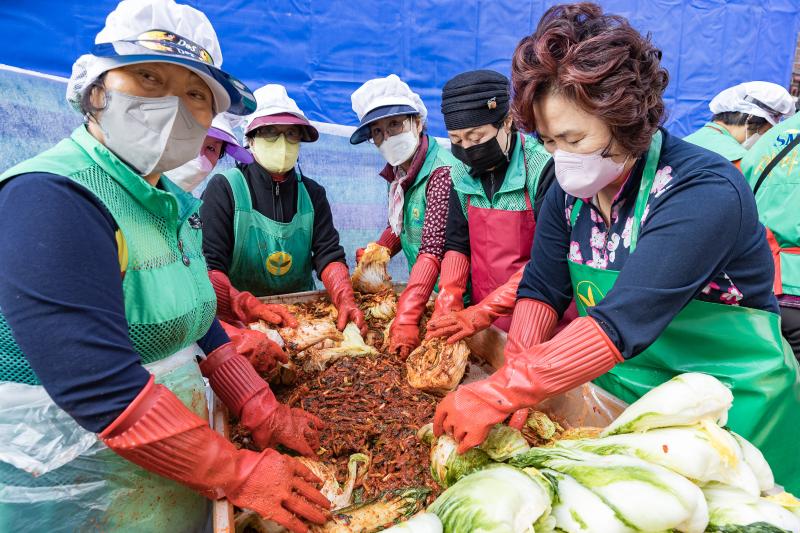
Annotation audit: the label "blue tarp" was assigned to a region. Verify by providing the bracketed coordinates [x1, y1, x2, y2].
[2, 0, 798, 137]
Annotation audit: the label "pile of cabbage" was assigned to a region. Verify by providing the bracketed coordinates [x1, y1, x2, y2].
[387, 373, 800, 533]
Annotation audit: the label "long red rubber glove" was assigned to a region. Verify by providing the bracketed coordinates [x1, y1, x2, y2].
[433, 316, 622, 453]
[200, 343, 324, 456]
[427, 266, 526, 343]
[429, 251, 470, 322]
[502, 298, 560, 427]
[219, 320, 288, 373]
[101, 376, 330, 533]
[355, 226, 402, 264]
[388, 253, 440, 360]
[209, 270, 298, 328]
[320, 261, 367, 335]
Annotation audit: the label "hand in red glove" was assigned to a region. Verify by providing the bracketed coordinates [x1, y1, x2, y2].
[209, 270, 298, 328]
[434, 316, 622, 453]
[220, 321, 288, 373]
[427, 266, 524, 343]
[356, 227, 402, 265]
[200, 344, 323, 456]
[429, 251, 470, 322]
[388, 253, 440, 360]
[102, 377, 330, 533]
[320, 261, 367, 335]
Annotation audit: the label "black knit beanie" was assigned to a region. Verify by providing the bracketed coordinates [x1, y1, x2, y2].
[441, 70, 510, 130]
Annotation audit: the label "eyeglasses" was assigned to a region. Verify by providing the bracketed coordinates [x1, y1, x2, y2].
[368, 117, 411, 145]
[253, 126, 303, 144]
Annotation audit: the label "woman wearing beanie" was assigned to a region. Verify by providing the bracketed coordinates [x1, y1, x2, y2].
[433, 3, 800, 492]
[350, 75, 462, 359]
[425, 70, 555, 346]
[201, 84, 367, 351]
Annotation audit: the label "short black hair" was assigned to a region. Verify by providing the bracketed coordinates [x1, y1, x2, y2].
[79, 75, 107, 120]
[712, 111, 768, 133]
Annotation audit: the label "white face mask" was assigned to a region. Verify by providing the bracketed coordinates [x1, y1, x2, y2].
[98, 90, 208, 176]
[378, 128, 419, 167]
[164, 154, 215, 192]
[554, 148, 629, 198]
[741, 132, 761, 150]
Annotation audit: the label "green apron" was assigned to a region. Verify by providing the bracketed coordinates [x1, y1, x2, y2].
[568, 131, 800, 492]
[683, 122, 747, 163]
[399, 136, 466, 271]
[224, 167, 315, 296]
[0, 126, 215, 530]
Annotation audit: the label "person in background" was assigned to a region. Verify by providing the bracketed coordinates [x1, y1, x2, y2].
[433, 2, 800, 493]
[741, 105, 800, 360]
[350, 75, 460, 359]
[684, 81, 794, 169]
[165, 112, 254, 195]
[0, 1, 330, 531]
[424, 69, 554, 345]
[202, 84, 367, 343]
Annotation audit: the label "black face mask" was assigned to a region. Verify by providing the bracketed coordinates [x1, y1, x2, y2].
[451, 130, 509, 175]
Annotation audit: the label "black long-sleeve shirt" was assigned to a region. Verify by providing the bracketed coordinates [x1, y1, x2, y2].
[201, 162, 346, 277]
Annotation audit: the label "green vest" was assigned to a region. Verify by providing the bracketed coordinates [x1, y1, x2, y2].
[683, 122, 747, 162]
[0, 126, 217, 384]
[452, 132, 550, 216]
[223, 167, 315, 296]
[741, 112, 800, 296]
[0, 126, 214, 531]
[400, 136, 468, 270]
[570, 131, 800, 492]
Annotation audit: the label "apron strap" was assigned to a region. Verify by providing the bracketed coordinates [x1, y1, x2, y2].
[222, 167, 253, 212]
[753, 132, 800, 195]
[567, 130, 663, 253]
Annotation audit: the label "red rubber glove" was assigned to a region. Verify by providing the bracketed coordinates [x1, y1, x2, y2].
[200, 344, 324, 456]
[209, 270, 298, 328]
[389, 253, 440, 360]
[504, 298, 559, 363]
[427, 266, 525, 343]
[219, 320, 288, 373]
[101, 376, 330, 533]
[356, 226, 402, 264]
[430, 251, 470, 321]
[433, 316, 622, 453]
[320, 261, 367, 335]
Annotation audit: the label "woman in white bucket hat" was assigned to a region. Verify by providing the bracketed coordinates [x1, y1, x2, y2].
[0, 1, 329, 531]
[202, 84, 368, 348]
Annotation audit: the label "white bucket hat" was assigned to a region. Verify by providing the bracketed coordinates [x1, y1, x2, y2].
[709, 81, 795, 125]
[244, 84, 319, 142]
[66, 0, 255, 115]
[349, 74, 427, 144]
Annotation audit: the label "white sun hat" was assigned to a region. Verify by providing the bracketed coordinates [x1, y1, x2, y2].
[66, 0, 255, 115]
[709, 81, 795, 125]
[349, 74, 427, 144]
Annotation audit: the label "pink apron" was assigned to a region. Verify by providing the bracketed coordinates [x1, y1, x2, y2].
[467, 188, 536, 332]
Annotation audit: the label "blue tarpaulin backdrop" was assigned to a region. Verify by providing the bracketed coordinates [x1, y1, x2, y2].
[2, 0, 799, 137]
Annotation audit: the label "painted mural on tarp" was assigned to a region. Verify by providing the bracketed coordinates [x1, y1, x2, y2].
[2, 0, 798, 137]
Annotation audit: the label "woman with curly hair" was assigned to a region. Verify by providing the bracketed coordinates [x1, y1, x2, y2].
[434, 2, 800, 491]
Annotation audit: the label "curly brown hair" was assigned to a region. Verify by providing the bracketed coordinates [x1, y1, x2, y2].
[511, 2, 669, 155]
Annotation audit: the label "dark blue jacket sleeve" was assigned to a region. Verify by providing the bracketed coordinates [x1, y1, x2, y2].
[517, 181, 574, 316]
[0, 173, 151, 433]
[197, 318, 228, 354]
[587, 171, 749, 358]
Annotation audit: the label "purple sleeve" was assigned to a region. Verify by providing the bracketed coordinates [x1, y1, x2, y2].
[418, 166, 452, 260]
